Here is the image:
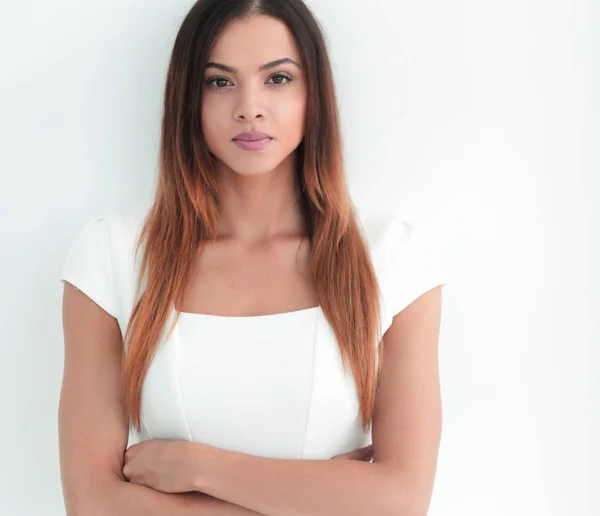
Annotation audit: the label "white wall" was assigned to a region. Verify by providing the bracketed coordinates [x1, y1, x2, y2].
[0, 0, 597, 514]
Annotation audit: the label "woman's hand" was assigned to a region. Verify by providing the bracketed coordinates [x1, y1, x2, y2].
[332, 443, 374, 462]
[122, 439, 216, 493]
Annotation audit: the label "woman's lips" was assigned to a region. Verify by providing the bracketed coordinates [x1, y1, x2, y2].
[232, 137, 273, 151]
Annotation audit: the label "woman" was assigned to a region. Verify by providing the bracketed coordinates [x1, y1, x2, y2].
[59, 0, 447, 514]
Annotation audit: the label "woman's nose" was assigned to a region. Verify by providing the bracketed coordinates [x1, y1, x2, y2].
[236, 110, 264, 121]
[234, 87, 266, 121]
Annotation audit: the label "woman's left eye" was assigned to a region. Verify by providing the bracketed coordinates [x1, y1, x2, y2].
[267, 73, 293, 85]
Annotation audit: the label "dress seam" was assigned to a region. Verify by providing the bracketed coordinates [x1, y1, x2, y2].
[174, 318, 193, 442]
[300, 310, 320, 459]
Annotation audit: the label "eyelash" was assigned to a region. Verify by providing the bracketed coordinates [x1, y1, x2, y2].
[204, 72, 293, 91]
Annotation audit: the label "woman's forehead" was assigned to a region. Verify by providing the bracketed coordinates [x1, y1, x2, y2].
[208, 15, 300, 66]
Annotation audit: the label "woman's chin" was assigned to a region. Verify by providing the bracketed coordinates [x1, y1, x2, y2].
[230, 166, 277, 177]
[221, 157, 284, 177]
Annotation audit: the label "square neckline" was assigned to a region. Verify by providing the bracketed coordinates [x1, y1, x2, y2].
[175, 304, 322, 321]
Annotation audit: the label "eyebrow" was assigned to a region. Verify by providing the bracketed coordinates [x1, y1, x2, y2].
[204, 57, 301, 74]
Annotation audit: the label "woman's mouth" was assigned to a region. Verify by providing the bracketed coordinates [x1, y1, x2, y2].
[232, 137, 273, 151]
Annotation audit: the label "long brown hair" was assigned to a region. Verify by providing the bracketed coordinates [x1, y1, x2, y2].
[122, 0, 384, 434]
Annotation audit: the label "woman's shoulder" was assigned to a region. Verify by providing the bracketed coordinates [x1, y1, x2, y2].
[60, 202, 153, 319]
[354, 205, 417, 261]
[355, 204, 445, 278]
[99, 202, 153, 298]
[99, 201, 152, 242]
[354, 205, 447, 330]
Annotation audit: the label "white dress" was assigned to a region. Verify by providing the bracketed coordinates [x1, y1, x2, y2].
[59, 203, 447, 460]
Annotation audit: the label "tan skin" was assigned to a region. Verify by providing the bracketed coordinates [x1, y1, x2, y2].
[59, 14, 374, 515]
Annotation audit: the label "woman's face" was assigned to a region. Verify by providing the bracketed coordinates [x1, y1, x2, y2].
[201, 15, 307, 177]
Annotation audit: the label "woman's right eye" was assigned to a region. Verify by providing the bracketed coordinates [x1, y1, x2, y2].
[205, 77, 232, 89]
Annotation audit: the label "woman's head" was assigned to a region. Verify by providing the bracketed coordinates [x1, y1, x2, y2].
[161, 0, 341, 201]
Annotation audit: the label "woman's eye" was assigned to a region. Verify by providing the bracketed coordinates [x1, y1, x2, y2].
[206, 77, 232, 89]
[267, 73, 293, 85]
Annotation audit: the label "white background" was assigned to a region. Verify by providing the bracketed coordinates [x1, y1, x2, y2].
[0, 0, 597, 514]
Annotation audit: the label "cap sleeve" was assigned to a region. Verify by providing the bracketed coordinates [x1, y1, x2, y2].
[60, 215, 119, 318]
[384, 216, 448, 321]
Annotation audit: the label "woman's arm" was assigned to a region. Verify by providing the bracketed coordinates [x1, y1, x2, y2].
[86, 479, 266, 515]
[59, 282, 266, 516]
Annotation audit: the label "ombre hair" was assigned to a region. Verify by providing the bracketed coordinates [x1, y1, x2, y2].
[123, 0, 384, 434]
